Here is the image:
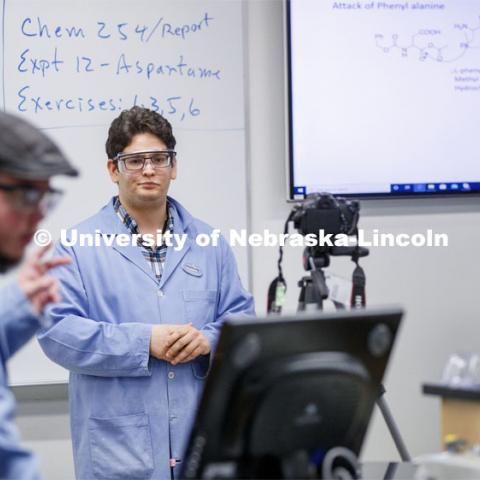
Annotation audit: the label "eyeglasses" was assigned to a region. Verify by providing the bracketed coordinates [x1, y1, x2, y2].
[114, 150, 176, 172]
[0, 182, 63, 215]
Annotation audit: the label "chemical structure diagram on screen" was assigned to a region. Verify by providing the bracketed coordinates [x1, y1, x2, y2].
[374, 15, 480, 63]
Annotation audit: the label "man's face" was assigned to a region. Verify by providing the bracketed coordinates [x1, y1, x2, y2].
[107, 132, 177, 209]
[0, 174, 47, 267]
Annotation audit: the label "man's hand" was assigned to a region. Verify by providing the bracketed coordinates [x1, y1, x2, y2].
[164, 324, 211, 365]
[150, 323, 192, 361]
[18, 243, 71, 314]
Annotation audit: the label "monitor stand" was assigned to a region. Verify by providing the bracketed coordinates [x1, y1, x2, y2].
[297, 260, 411, 464]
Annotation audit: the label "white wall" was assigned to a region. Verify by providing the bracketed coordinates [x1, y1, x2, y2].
[13, 0, 480, 477]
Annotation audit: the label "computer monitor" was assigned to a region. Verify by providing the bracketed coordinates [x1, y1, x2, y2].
[181, 307, 403, 479]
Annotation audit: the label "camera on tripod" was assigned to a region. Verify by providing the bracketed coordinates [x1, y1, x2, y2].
[292, 192, 360, 237]
[268, 192, 368, 314]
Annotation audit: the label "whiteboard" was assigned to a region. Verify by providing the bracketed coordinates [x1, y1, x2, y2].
[2, 0, 249, 385]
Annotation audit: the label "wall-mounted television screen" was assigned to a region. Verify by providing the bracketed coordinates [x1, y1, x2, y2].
[287, 0, 480, 199]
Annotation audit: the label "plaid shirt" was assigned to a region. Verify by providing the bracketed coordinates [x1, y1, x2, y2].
[113, 196, 174, 282]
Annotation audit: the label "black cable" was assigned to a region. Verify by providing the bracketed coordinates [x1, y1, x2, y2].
[277, 210, 295, 284]
[267, 210, 295, 314]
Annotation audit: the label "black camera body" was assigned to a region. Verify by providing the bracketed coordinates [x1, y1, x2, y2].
[292, 192, 360, 237]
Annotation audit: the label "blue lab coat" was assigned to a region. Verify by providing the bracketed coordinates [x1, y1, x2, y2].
[0, 283, 41, 479]
[38, 197, 255, 480]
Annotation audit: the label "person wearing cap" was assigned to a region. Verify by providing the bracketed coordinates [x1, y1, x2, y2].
[37, 106, 254, 480]
[0, 111, 78, 479]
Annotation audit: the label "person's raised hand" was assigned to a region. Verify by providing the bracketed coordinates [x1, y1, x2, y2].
[18, 243, 71, 314]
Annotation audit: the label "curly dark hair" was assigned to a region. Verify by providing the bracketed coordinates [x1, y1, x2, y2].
[105, 106, 176, 159]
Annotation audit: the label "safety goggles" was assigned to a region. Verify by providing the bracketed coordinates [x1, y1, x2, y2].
[114, 150, 176, 172]
[0, 182, 63, 215]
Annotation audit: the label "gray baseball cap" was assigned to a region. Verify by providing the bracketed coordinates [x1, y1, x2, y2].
[0, 111, 78, 180]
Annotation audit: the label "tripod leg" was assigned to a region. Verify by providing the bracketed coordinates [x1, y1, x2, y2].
[297, 278, 307, 311]
[376, 393, 411, 462]
[297, 277, 323, 311]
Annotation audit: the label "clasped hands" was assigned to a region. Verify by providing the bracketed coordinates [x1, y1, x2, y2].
[150, 323, 210, 365]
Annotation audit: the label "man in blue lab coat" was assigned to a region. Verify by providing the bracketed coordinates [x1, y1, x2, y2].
[38, 106, 255, 480]
[0, 111, 78, 479]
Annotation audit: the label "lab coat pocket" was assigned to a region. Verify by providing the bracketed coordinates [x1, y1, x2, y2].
[89, 413, 154, 480]
[183, 289, 217, 327]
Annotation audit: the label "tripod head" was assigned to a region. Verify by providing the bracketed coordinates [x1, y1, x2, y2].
[302, 245, 370, 272]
